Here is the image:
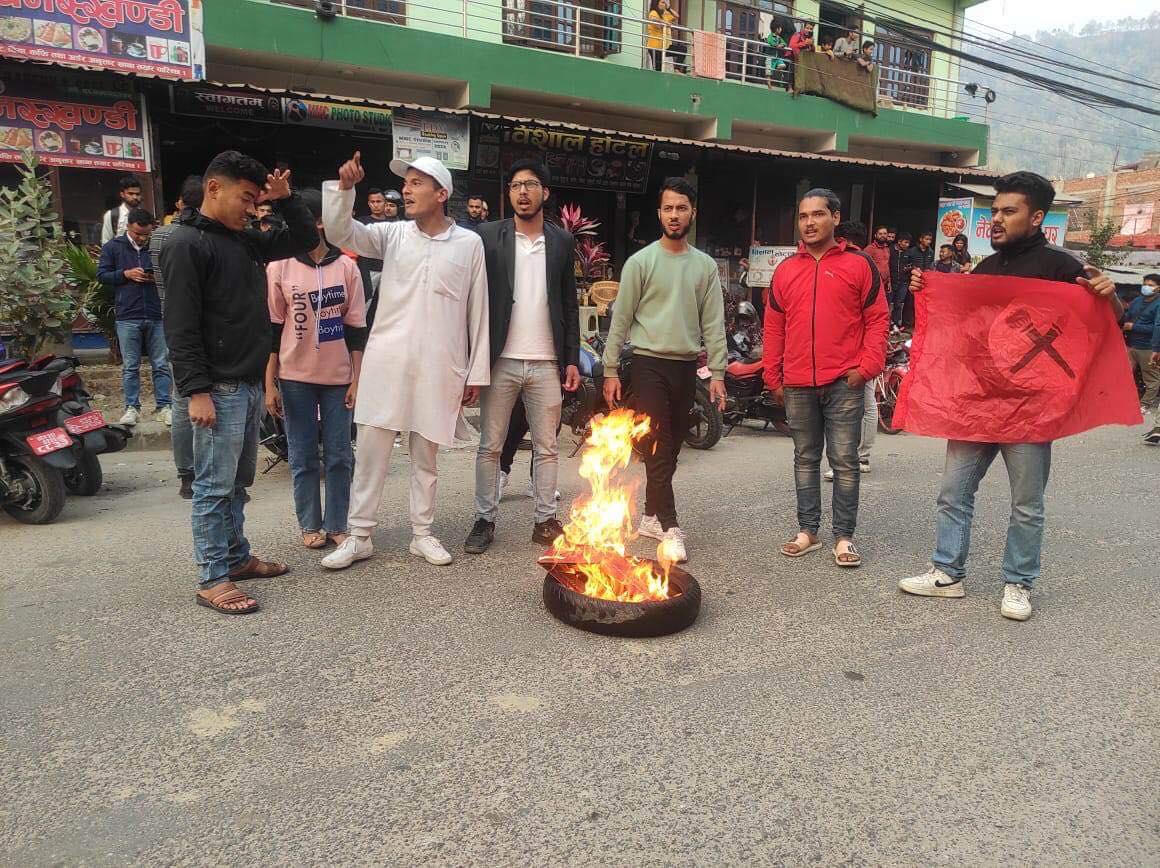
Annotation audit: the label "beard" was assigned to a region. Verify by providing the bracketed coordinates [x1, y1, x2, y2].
[515, 201, 543, 218]
[663, 223, 690, 240]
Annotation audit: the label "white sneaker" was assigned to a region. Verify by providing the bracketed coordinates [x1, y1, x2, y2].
[637, 514, 664, 540]
[119, 407, 140, 426]
[321, 535, 373, 570]
[156, 406, 173, 427]
[498, 471, 510, 500]
[410, 535, 453, 566]
[898, 566, 965, 598]
[661, 526, 688, 564]
[1000, 583, 1032, 621]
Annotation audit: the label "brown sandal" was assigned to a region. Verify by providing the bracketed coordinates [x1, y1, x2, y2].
[195, 581, 259, 615]
[834, 539, 862, 568]
[326, 532, 349, 546]
[302, 531, 327, 549]
[228, 555, 290, 581]
[781, 532, 822, 558]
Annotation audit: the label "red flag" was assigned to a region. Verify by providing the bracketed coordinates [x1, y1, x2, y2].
[895, 273, 1142, 442]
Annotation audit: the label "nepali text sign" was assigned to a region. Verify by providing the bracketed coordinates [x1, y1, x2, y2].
[474, 119, 653, 193]
[0, 69, 148, 170]
[282, 96, 392, 136]
[392, 108, 469, 170]
[169, 85, 283, 123]
[747, 245, 796, 288]
[0, 0, 204, 80]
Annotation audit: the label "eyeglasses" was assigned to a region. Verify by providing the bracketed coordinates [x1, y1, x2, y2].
[508, 180, 543, 192]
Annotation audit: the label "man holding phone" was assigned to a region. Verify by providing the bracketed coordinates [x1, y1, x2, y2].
[97, 207, 173, 427]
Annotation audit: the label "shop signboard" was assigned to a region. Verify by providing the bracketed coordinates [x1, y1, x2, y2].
[282, 96, 392, 136]
[392, 108, 469, 171]
[0, 69, 149, 170]
[746, 245, 796, 288]
[0, 0, 205, 81]
[473, 119, 653, 194]
[938, 195, 1070, 260]
[169, 85, 282, 124]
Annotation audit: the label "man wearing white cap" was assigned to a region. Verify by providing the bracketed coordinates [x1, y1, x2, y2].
[320, 152, 490, 569]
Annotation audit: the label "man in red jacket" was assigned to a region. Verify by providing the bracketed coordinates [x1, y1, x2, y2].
[764, 188, 891, 567]
[866, 225, 893, 291]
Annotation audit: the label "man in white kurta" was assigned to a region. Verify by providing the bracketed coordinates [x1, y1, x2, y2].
[320, 155, 489, 569]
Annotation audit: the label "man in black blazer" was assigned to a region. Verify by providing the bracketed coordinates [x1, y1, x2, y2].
[465, 159, 581, 553]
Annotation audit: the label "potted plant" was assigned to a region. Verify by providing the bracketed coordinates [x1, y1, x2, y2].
[0, 150, 84, 358]
[558, 203, 610, 303]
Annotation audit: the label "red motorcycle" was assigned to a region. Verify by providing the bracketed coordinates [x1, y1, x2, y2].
[876, 334, 911, 435]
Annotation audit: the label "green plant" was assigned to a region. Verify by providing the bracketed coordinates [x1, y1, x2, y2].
[64, 241, 115, 342]
[1085, 218, 1125, 272]
[0, 150, 82, 358]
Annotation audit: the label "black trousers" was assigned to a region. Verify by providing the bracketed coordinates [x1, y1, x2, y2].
[632, 355, 697, 529]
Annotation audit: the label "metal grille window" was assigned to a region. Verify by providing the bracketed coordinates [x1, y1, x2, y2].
[874, 25, 931, 108]
[503, 0, 623, 57]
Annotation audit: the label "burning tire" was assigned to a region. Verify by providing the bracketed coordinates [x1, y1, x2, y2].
[543, 562, 702, 638]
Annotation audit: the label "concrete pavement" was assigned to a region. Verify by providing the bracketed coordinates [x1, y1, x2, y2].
[2, 423, 1157, 865]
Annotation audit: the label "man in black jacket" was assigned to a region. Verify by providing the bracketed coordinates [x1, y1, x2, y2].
[464, 159, 580, 553]
[898, 171, 1120, 623]
[161, 150, 319, 616]
[897, 231, 934, 326]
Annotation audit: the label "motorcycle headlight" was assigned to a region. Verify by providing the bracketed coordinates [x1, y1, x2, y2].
[0, 386, 32, 415]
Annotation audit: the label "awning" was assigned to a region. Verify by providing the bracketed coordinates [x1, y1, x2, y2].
[949, 181, 1084, 206]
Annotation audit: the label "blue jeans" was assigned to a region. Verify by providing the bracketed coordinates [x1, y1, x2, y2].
[280, 379, 354, 535]
[172, 393, 193, 477]
[932, 441, 1052, 589]
[116, 319, 172, 409]
[784, 378, 864, 539]
[191, 381, 262, 588]
[475, 358, 562, 524]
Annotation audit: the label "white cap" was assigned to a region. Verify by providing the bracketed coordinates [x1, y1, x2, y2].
[389, 156, 453, 196]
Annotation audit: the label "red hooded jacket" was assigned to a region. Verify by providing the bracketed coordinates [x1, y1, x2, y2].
[763, 240, 890, 390]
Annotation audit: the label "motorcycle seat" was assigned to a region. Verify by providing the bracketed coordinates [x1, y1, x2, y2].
[0, 360, 28, 377]
[726, 359, 764, 378]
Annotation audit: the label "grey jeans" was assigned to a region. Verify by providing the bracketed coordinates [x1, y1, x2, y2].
[475, 358, 562, 524]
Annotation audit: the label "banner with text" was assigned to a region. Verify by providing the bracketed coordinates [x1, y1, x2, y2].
[747, 245, 797, 288]
[0, 0, 204, 80]
[392, 108, 469, 170]
[0, 68, 148, 170]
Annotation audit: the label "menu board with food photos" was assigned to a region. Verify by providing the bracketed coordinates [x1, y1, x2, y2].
[472, 118, 653, 194]
[0, 0, 203, 80]
[0, 69, 150, 170]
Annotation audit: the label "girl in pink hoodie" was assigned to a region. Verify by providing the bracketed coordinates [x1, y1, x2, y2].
[266, 189, 367, 550]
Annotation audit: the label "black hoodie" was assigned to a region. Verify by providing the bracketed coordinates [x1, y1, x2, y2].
[161, 193, 319, 397]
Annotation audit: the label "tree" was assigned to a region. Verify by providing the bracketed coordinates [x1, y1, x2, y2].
[1084, 218, 1125, 272]
[0, 151, 82, 358]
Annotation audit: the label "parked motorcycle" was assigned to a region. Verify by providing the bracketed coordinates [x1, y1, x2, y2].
[0, 362, 76, 524]
[563, 337, 723, 454]
[28, 355, 132, 495]
[721, 355, 791, 437]
[876, 334, 911, 435]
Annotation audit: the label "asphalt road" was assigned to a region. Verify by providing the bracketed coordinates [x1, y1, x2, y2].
[2, 422, 1157, 866]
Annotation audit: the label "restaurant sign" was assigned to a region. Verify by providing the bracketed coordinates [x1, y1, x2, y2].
[0, 0, 204, 81]
[171, 86, 394, 135]
[0, 69, 149, 170]
[473, 119, 653, 193]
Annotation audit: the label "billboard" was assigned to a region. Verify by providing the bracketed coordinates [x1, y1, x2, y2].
[0, 0, 204, 80]
[747, 245, 797, 288]
[392, 108, 469, 171]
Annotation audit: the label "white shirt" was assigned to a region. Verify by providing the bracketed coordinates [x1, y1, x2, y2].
[321, 181, 489, 446]
[501, 231, 556, 361]
[102, 203, 130, 245]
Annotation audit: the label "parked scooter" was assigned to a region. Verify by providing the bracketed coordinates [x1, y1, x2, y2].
[0, 362, 76, 524]
[876, 333, 911, 435]
[562, 336, 723, 454]
[720, 301, 790, 437]
[28, 355, 132, 495]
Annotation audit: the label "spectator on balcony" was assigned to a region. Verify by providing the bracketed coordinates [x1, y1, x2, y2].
[765, 19, 790, 89]
[857, 40, 876, 72]
[788, 21, 814, 58]
[816, 34, 836, 60]
[833, 28, 859, 58]
[647, 0, 686, 74]
[952, 233, 972, 272]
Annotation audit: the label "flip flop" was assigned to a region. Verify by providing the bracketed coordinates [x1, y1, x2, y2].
[781, 533, 822, 558]
[195, 581, 259, 615]
[228, 555, 290, 581]
[834, 540, 862, 568]
[302, 531, 327, 549]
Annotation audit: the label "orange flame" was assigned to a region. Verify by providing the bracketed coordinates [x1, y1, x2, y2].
[541, 408, 677, 602]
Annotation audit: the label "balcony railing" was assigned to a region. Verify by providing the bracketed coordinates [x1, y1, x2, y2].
[271, 0, 971, 119]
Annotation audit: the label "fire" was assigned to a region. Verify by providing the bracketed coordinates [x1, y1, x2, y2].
[541, 408, 679, 602]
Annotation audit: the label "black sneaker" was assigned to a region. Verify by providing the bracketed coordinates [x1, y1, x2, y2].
[1145, 426, 1160, 445]
[463, 518, 495, 554]
[532, 517, 565, 546]
[179, 475, 193, 500]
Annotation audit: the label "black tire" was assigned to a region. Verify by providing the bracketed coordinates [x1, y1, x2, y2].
[64, 450, 103, 496]
[877, 372, 904, 435]
[685, 387, 723, 450]
[3, 455, 67, 524]
[543, 563, 702, 638]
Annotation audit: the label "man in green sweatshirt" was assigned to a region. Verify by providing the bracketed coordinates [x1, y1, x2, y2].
[603, 177, 728, 563]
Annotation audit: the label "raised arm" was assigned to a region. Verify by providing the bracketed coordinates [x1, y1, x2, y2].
[322, 181, 386, 259]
